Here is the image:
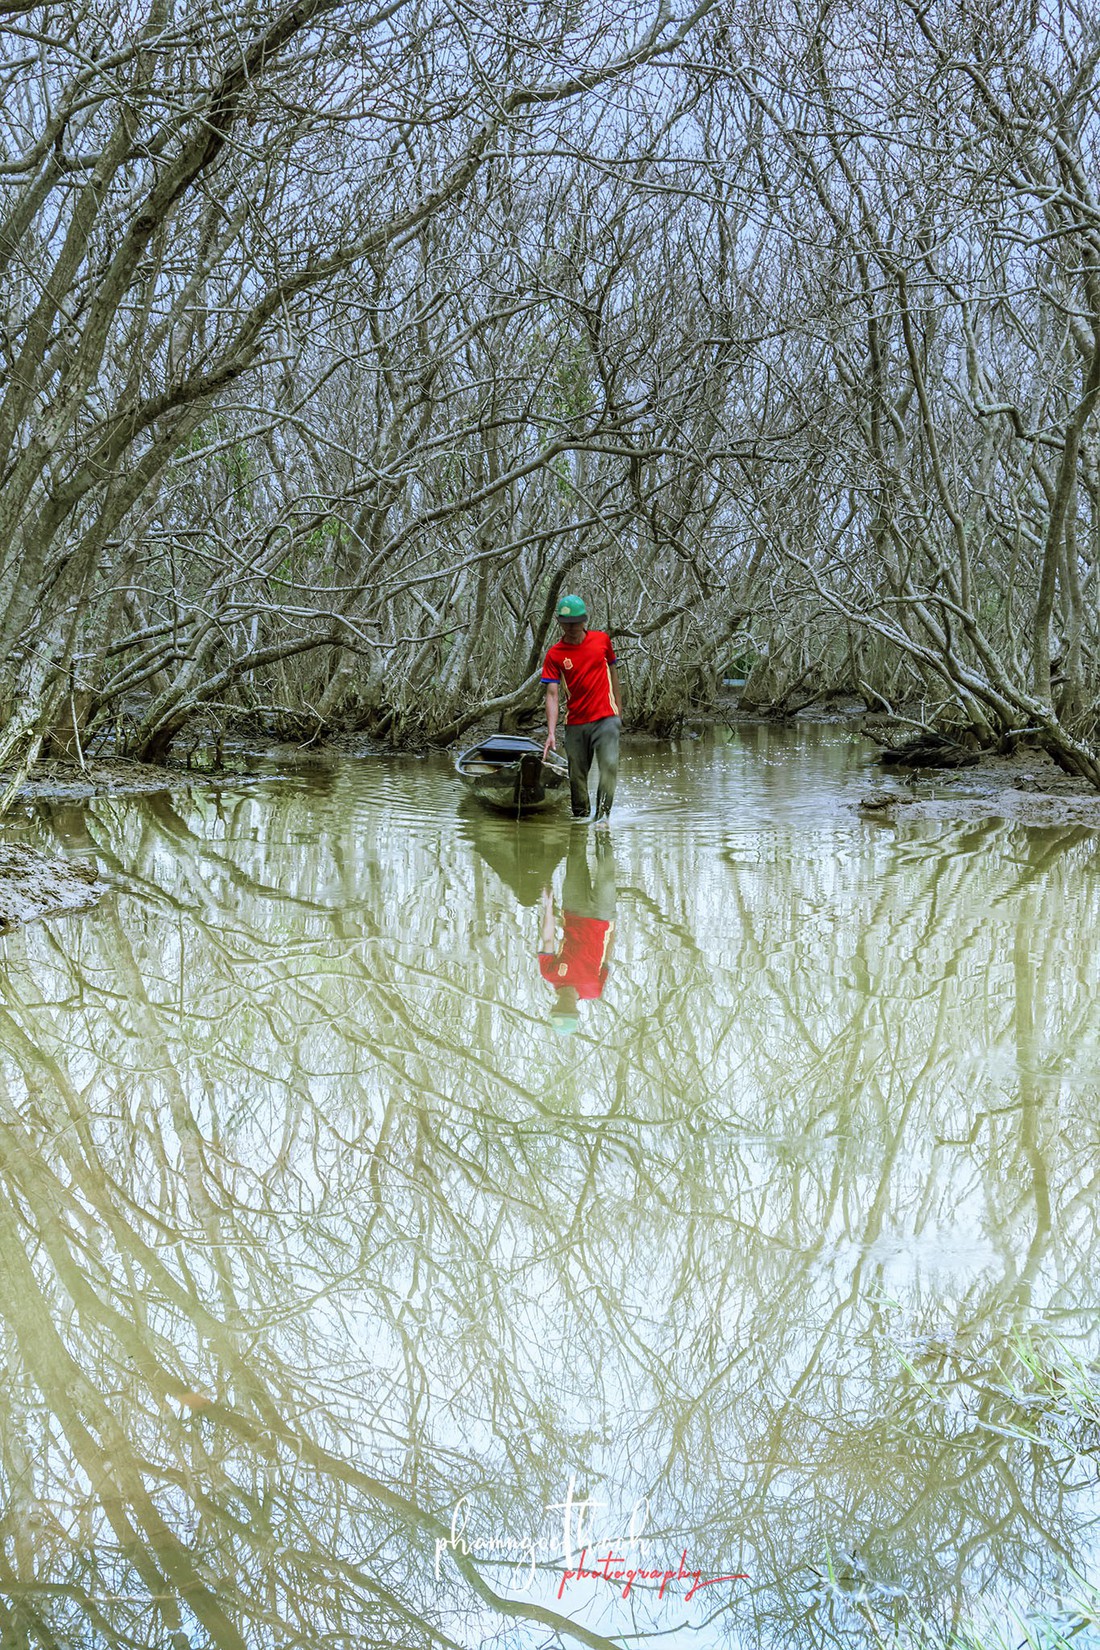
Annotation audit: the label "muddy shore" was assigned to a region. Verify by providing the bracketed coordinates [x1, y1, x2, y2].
[0, 845, 107, 933]
[0, 755, 193, 803]
[0, 758, 194, 931]
[854, 744, 1100, 828]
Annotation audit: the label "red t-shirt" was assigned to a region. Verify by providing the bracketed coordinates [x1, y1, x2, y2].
[541, 629, 619, 725]
[538, 914, 613, 999]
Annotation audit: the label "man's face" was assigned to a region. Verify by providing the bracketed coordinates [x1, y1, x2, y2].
[560, 618, 586, 644]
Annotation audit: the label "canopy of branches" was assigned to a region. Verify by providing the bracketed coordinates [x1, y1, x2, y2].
[1, 0, 1100, 783]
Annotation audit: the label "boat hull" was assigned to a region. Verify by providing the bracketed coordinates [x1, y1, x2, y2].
[455, 737, 570, 816]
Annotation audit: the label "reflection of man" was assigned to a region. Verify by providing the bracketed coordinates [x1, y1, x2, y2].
[539, 834, 617, 1034]
[541, 594, 622, 821]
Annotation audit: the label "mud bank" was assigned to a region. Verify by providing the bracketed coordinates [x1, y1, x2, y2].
[0, 756, 191, 803]
[859, 746, 1100, 827]
[0, 845, 106, 932]
[0, 759, 203, 933]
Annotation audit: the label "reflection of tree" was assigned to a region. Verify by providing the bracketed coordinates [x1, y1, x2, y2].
[0, 762, 1097, 1645]
[459, 807, 571, 910]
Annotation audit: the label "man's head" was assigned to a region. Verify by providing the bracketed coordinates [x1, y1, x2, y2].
[549, 985, 580, 1035]
[556, 593, 587, 645]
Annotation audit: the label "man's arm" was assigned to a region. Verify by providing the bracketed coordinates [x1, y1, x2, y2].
[610, 661, 623, 717]
[543, 682, 560, 756]
[539, 887, 556, 950]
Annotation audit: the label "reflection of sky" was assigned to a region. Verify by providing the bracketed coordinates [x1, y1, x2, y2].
[3, 725, 1100, 1647]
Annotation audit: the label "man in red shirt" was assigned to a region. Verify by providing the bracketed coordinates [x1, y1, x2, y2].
[541, 594, 622, 820]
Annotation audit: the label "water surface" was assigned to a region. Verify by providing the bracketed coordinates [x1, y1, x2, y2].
[1, 724, 1099, 1649]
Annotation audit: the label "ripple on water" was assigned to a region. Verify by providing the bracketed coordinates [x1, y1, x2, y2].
[291, 740, 879, 849]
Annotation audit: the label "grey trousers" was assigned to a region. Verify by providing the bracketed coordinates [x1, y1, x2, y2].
[563, 831, 618, 920]
[563, 716, 621, 818]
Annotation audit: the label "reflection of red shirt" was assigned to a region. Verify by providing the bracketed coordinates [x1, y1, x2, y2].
[541, 630, 618, 725]
[539, 914, 613, 999]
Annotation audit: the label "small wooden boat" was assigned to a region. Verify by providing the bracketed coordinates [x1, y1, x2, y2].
[455, 735, 570, 815]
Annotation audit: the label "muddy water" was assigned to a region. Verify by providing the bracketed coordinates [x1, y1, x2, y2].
[1, 722, 1099, 1649]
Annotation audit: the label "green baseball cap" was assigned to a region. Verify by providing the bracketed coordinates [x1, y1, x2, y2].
[557, 594, 587, 619]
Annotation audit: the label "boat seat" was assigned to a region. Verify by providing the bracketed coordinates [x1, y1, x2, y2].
[470, 736, 543, 763]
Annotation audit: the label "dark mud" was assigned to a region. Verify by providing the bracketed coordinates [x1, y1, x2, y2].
[0, 759, 209, 933]
[0, 845, 106, 932]
[0, 756, 192, 802]
[858, 746, 1100, 827]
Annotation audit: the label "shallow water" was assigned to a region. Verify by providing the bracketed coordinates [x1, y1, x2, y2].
[1, 722, 1099, 1649]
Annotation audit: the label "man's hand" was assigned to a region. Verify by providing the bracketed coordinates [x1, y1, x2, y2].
[542, 730, 557, 758]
